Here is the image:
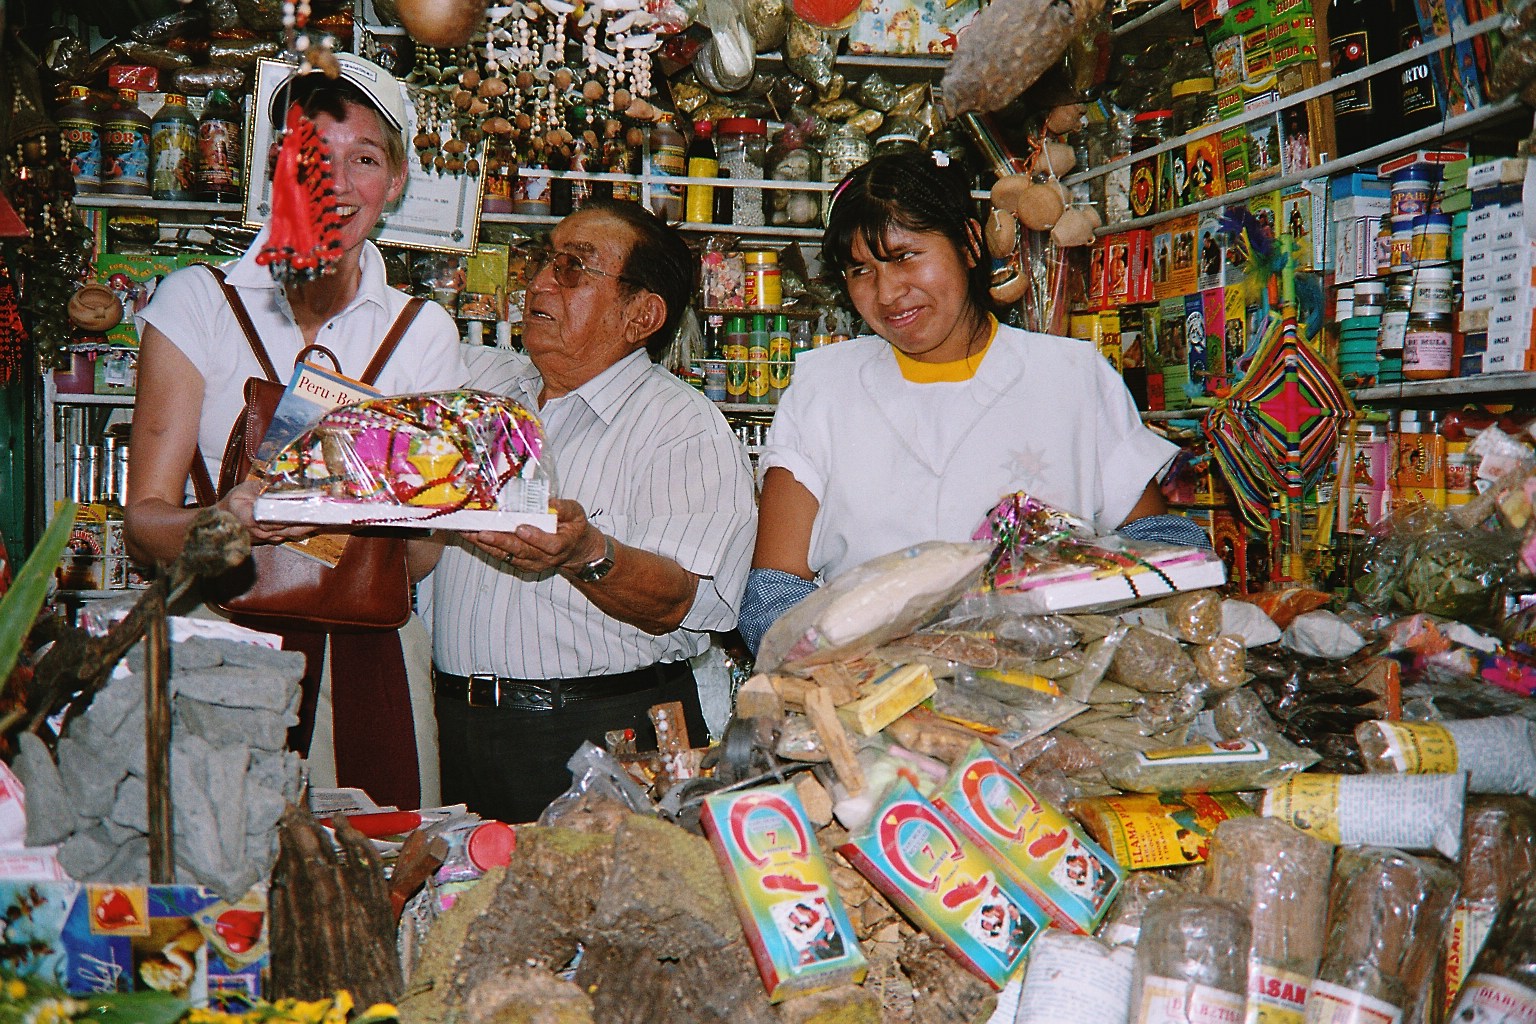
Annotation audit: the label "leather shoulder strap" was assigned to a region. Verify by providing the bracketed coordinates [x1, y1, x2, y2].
[189, 446, 217, 507]
[204, 264, 281, 383]
[360, 297, 426, 385]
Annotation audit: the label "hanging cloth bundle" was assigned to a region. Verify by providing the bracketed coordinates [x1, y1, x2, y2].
[256, 102, 343, 285]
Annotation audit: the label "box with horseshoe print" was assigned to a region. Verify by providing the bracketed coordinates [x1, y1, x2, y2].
[931, 743, 1124, 935]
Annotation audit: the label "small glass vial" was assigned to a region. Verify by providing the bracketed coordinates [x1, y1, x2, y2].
[1377, 275, 1413, 356]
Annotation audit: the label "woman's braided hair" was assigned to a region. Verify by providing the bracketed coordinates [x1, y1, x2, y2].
[822, 150, 994, 325]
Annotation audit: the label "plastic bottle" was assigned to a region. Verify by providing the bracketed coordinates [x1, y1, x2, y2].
[197, 89, 243, 202]
[58, 86, 102, 194]
[102, 89, 151, 197]
[150, 94, 198, 201]
[723, 315, 749, 401]
[605, 131, 640, 203]
[646, 113, 686, 222]
[747, 314, 771, 404]
[685, 120, 718, 224]
[768, 314, 792, 402]
[812, 311, 832, 348]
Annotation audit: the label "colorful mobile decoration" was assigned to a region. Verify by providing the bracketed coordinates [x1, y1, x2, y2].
[256, 104, 343, 285]
[1204, 311, 1356, 577]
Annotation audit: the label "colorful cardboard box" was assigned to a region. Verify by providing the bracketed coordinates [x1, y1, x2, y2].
[95, 254, 179, 347]
[931, 744, 1123, 935]
[846, 0, 980, 54]
[701, 786, 867, 1002]
[838, 780, 1049, 989]
[0, 881, 266, 1005]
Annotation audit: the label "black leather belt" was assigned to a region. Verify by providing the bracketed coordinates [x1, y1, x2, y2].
[433, 661, 692, 711]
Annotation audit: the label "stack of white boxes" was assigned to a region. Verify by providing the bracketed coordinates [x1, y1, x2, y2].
[1461, 158, 1530, 376]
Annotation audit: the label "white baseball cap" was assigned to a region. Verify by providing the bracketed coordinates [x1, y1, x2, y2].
[269, 52, 408, 135]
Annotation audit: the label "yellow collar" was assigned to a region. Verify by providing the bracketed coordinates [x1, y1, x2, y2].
[892, 317, 1000, 382]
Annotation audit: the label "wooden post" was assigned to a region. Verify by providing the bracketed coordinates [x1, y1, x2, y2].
[144, 587, 174, 883]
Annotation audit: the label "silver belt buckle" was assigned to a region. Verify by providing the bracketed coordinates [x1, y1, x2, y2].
[467, 673, 499, 708]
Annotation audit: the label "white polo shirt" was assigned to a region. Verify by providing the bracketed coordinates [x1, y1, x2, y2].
[759, 324, 1178, 582]
[138, 231, 466, 490]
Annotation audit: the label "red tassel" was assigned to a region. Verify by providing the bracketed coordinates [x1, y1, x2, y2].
[257, 103, 344, 284]
[0, 254, 28, 387]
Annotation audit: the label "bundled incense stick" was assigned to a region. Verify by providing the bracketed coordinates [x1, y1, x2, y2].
[1205, 818, 1333, 1023]
[1131, 895, 1251, 1024]
[1444, 796, 1536, 1013]
[1310, 846, 1458, 1024]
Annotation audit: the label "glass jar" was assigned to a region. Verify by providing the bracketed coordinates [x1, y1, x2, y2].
[765, 125, 820, 227]
[1131, 109, 1173, 154]
[821, 122, 872, 223]
[874, 113, 928, 158]
[716, 117, 767, 227]
[1377, 275, 1412, 356]
[1170, 77, 1217, 137]
[1403, 310, 1454, 380]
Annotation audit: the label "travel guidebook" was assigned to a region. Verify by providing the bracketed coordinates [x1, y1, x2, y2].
[252, 362, 382, 567]
[252, 362, 382, 472]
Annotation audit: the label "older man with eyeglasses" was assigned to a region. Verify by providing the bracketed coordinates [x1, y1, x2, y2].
[426, 200, 757, 824]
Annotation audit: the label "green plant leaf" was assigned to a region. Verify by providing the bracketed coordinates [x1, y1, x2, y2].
[72, 989, 191, 1024]
[0, 501, 77, 688]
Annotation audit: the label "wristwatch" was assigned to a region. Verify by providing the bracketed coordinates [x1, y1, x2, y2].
[567, 531, 616, 583]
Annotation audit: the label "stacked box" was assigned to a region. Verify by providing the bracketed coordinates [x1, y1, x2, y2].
[1460, 159, 1531, 375]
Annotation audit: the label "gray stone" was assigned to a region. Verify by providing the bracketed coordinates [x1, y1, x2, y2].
[176, 699, 290, 751]
[14, 733, 76, 846]
[58, 826, 116, 877]
[97, 835, 149, 883]
[217, 642, 307, 677]
[56, 736, 123, 821]
[100, 818, 144, 848]
[169, 636, 230, 672]
[83, 670, 145, 739]
[173, 664, 299, 713]
[110, 775, 150, 833]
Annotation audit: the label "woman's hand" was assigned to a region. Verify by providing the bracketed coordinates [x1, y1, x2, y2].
[217, 480, 320, 545]
[466, 498, 602, 574]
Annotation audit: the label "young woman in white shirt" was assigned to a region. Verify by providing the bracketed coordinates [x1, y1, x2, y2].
[741, 150, 1205, 653]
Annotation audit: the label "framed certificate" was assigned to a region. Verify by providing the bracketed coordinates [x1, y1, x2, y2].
[245, 58, 485, 254]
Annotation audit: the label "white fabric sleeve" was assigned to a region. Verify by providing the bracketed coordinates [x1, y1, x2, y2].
[756, 376, 826, 500]
[1093, 354, 1180, 531]
[620, 415, 758, 633]
[136, 265, 221, 379]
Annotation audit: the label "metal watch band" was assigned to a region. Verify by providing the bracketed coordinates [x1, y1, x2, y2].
[569, 532, 616, 583]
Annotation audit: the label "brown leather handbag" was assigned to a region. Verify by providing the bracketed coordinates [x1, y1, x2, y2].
[188, 266, 425, 633]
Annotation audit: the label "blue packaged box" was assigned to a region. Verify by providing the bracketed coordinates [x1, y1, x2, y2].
[0, 882, 266, 1006]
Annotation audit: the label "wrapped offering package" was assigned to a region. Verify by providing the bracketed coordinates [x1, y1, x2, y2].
[253, 390, 557, 531]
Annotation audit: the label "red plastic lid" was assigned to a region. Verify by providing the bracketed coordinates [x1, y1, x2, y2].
[1134, 109, 1174, 122]
[466, 821, 516, 871]
[717, 117, 767, 136]
[694, 120, 713, 135]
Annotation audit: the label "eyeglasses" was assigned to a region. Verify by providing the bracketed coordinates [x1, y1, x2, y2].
[523, 244, 639, 289]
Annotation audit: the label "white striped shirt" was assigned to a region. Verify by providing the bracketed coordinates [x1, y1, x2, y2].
[431, 346, 757, 678]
